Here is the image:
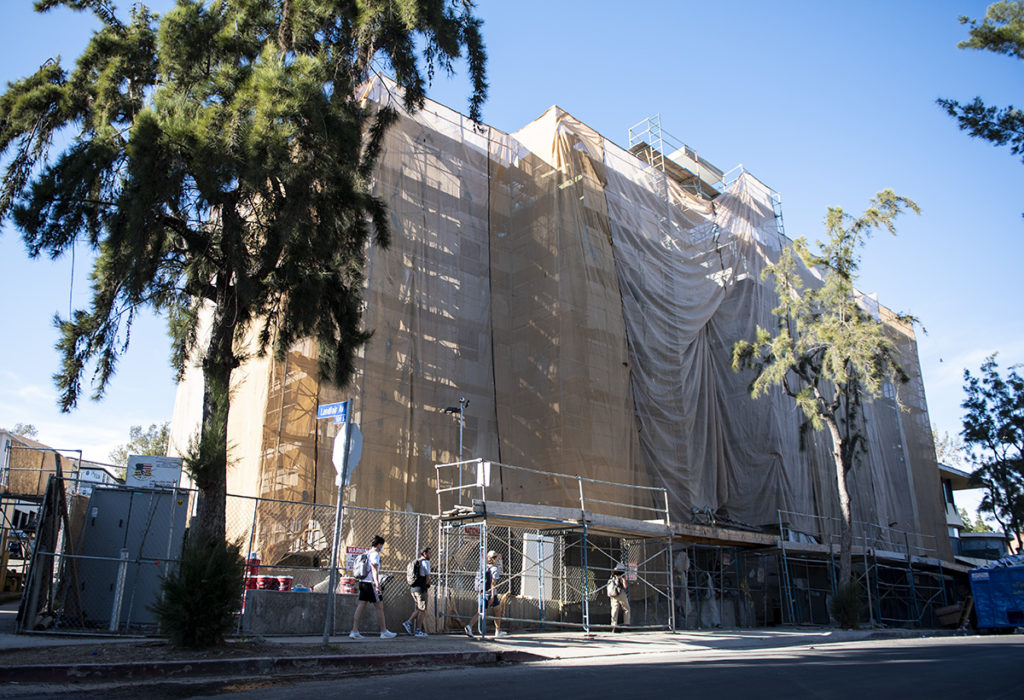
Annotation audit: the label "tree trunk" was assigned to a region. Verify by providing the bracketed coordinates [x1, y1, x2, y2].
[824, 415, 854, 588]
[193, 291, 237, 544]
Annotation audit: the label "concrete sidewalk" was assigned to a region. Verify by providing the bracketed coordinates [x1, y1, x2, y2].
[0, 599, 952, 685]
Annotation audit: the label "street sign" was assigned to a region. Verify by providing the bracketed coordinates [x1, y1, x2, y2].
[332, 422, 363, 486]
[317, 401, 348, 421]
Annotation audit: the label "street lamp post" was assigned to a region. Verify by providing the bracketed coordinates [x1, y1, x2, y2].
[444, 397, 469, 502]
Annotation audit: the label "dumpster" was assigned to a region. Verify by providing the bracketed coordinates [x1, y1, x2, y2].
[969, 565, 1024, 630]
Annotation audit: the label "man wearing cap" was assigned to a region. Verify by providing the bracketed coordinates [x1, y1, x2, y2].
[609, 564, 630, 632]
[465, 550, 508, 638]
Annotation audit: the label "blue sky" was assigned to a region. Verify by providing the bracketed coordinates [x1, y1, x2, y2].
[1, 1, 1020, 515]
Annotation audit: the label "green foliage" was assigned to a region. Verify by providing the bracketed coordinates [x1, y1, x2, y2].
[732, 190, 919, 437]
[186, 387, 230, 490]
[108, 422, 170, 466]
[732, 190, 919, 586]
[829, 581, 865, 629]
[151, 534, 244, 649]
[961, 355, 1024, 546]
[959, 506, 996, 532]
[937, 3, 1024, 171]
[0, 1, 487, 542]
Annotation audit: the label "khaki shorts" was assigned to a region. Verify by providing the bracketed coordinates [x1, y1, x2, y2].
[410, 588, 428, 611]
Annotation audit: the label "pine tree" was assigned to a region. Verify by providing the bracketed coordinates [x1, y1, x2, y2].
[732, 191, 919, 589]
[0, 0, 487, 542]
[961, 355, 1024, 550]
[937, 3, 1024, 181]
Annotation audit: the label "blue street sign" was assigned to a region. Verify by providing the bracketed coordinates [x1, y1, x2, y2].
[317, 401, 348, 421]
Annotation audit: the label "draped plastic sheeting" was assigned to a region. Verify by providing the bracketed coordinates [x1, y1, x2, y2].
[171, 79, 949, 560]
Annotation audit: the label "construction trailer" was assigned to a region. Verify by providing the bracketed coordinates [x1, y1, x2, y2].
[161, 77, 954, 622]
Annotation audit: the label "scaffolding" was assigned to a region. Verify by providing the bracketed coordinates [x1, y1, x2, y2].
[774, 510, 956, 627]
[627, 113, 724, 200]
[434, 459, 676, 634]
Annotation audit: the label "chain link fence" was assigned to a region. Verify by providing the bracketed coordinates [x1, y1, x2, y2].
[434, 521, 675, 634]
[17, 476, 441, 635]
[12, 475, 958, 636]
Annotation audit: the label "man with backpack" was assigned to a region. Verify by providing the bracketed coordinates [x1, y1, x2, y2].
[349, 535, 397, 639]
[608, 564, 630, 632]
[402, 546, 432, 637]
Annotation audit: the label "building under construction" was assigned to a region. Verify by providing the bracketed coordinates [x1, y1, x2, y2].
[166, 78, 960, 630]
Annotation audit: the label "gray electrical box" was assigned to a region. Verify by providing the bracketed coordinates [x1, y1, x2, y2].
[73, 487, 189, 630]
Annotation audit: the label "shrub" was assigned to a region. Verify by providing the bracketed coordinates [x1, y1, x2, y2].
[830, 581, 865, 629]
[151, 534, 244, 648]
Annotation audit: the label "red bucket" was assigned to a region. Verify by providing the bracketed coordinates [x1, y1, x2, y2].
[256, 575, 278, 590]
[245, 554, 261, 577]
[277, 575, 293, 592]
[244, 575, 258, 590]
[339, 577, 357, 595]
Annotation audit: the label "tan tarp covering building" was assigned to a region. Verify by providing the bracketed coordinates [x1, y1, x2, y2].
[169, 78, 951, 561]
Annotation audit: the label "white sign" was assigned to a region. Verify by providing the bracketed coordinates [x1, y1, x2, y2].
[332, 423, 363, 485]
[345, 546, 369, 571]
[126, 455, 183, 489]
[476, 460, 491, 487]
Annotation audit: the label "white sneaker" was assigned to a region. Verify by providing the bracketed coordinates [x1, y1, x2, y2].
[349, 631, 363, 639]
[464, 625, 475, 638]
[380, 630, 397, 639]
[495, 630, 509, 637]
[414, 630, 429, 638]
[402, 620, 413, 635]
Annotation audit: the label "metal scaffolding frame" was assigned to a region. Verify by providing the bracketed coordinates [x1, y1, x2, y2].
[775, 509, 957, 627]
[434, 459, 676, 634]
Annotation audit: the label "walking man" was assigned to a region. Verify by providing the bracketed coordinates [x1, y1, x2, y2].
[350, 535, 397, 639]
[403, 546, 432, 637]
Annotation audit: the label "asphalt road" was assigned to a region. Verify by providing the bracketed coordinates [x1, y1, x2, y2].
[204, 635, 1023, 700]
[9, 634, 1017, 700]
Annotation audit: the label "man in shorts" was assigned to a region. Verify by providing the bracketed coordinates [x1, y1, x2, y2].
[349, 535, 397, 639]
[403, 546, 432, 637]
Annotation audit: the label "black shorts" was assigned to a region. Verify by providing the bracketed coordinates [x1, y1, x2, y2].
[483, 593, 500, 608]
[358, 581, 380, 603]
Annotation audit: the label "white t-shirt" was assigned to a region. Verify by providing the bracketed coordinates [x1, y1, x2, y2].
[363, 548, 381, 583]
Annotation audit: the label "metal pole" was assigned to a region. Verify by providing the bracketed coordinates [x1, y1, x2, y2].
[581, 523, 590, 634]
[862, 523, 875, 626]
[778, 510, 795, 624]
[109, 548, 130, 632]
[665, 490, 676, 632]
[441, 521, 449, 631]
[537, 530, 545, 623]
[240, 496, 260, 634]
[322, 400, 352, 646]
[457, 397, 467, 504]
[477, 522, 487, 635]
[904, 530, 920, 625]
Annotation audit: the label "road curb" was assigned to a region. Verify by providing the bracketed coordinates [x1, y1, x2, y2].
[0, 649, 548, 684]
